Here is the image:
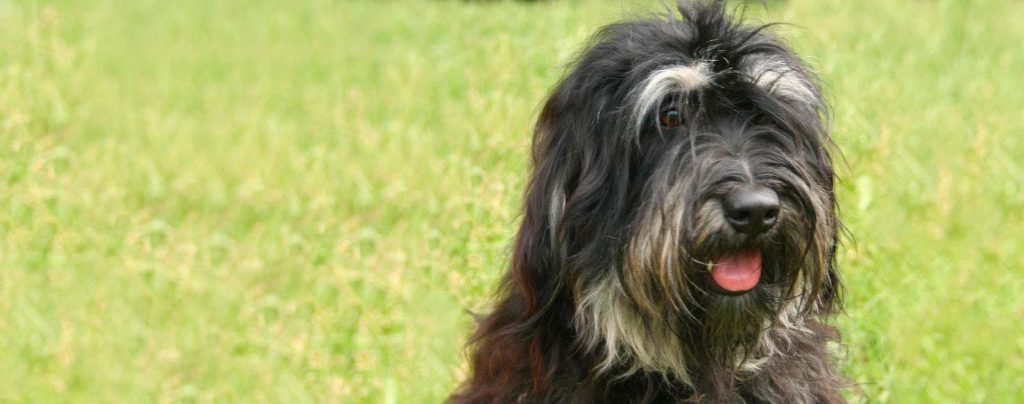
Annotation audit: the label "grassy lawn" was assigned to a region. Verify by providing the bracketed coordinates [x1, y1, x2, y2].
[1, 0, 1022, 402]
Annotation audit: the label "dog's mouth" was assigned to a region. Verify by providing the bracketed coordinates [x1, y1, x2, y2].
[708, 249, 762, 294]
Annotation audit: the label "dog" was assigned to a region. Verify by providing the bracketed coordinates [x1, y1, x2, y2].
[451, 1, 845, 402]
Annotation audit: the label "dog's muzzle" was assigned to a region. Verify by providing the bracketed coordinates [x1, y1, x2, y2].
[704, 185, 781, 294]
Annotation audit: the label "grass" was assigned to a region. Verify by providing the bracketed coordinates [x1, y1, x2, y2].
[1, 0, 1021, 402]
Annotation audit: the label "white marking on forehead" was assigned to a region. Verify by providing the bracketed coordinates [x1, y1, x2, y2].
[632, 62, 711, 130]
[742, 55, 817, 104]
[646, 63, 711, 92]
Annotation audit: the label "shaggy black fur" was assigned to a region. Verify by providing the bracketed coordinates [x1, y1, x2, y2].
[452, 2, 846, 402]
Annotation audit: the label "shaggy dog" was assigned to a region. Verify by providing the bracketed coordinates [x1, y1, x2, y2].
[452, 1, 845, 402]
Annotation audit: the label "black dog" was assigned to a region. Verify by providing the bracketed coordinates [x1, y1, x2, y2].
[452, 1, 845, 402]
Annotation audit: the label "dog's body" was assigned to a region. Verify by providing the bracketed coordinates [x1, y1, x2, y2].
[452, 2, 845, 402]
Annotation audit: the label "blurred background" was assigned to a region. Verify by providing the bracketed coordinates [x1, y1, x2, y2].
[1, 0, 1022, 402]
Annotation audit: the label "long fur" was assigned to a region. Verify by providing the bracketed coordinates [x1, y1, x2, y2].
[451, 2, 845, 402]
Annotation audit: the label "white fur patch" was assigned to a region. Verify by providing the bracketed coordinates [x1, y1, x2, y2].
[632, 62, 711, 131]
[742, 55, 817, 105]
[575, 274, 692, 384]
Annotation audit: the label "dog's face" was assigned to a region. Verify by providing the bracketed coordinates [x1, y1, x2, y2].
[521, 3, 840, 382]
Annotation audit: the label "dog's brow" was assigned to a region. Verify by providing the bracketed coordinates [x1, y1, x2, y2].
[632, 62, 710, 131]
[640, 63, 711, 99]
[742, 56, 817, 105]
[647, 63, 710, 92]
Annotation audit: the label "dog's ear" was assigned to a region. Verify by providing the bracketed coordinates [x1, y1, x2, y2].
[506, 65, 639, 310]
[527, 76, 636, 269]
[452, 80, 619, 401]
[502, 91, 576, 322]
[453, 113, 577, 401]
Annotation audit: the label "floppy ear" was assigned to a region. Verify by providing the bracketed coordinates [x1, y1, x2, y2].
[453, 76, 611, 402]
[527, 64, 641, 272]
[510, 79, 622, 295]
[507, 86, 574, 319]
[451, 153, 564, 403]
[456, 36, 641, 399]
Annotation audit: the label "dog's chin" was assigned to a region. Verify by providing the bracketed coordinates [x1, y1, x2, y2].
[694, 284, 783, 363]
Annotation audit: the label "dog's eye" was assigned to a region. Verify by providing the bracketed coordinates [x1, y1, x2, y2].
[659, 108, 683, 128]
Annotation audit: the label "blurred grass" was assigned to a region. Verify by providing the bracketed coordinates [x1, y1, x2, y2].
[0, 0, 1021, 402]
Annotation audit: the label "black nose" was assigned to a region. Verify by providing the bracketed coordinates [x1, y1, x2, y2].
[723, 185, 780, 235]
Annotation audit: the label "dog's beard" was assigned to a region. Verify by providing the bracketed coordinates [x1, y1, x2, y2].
[679, 213, 812, 367]
[575, 177, 832, 385]
[694, 284, 784, 365]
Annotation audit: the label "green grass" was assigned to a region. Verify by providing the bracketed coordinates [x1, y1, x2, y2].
[1, 0, 1022, 402]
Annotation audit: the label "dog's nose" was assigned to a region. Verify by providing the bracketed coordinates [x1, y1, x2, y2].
[723, 185, 779, 235]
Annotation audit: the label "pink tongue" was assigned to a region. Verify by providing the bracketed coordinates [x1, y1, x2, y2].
[711, 250, 762, 292]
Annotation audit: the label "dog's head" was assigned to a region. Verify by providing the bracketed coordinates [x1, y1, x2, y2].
[512, 1, 841, 383]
